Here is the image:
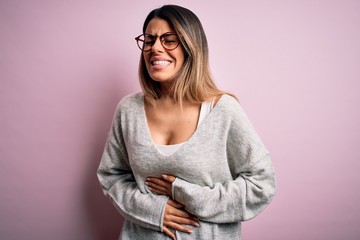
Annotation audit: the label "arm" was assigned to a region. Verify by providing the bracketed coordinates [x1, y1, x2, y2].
[97, 102, 199, 234]
[97, 130, 169, 231]
[146, 100, 276, 223]
[147, 155, 275, 223]
[172, 102, 276, 223]
[172, 154, 275, 223]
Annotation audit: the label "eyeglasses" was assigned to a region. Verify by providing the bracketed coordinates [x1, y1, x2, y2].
[135, 32, 180, 52]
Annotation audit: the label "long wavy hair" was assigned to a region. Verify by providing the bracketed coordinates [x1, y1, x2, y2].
[138, 5, 227, 107]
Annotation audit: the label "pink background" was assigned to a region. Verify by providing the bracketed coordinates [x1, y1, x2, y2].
[1, 0, 360, 239]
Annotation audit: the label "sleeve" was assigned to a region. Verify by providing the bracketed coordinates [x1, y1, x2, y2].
[171, 101, 276, 223]
[97, 103, 169, 232]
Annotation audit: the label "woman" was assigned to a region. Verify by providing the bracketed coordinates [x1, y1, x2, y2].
[97, 4, 275, 240]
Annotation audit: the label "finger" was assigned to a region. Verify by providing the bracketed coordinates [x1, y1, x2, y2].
[164, 222, 193, 234]
[145, 181, 168, 192]
[167, 199, 184, 209]
[145, 183, 171, 197]
[162, 174, 176, 182]
[145, 179, 169, 190]
[165, 213, 200, 227]
[168, 210, 200, 226]
[163, 226, 176, 240]
[166, 202, 199, 224]
[168, 205, 194, 218]
[146, 177, 170, 187]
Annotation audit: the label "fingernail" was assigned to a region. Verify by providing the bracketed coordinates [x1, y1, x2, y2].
[188, 229, 193, 233]
[162, 174, 168, 179]
[194, 222, 200, 227]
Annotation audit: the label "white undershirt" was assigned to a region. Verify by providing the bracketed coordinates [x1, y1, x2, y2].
[156, 100, 214, 156]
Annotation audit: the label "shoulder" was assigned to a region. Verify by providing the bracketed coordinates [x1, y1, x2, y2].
[217, 94, 239, 105]
[216, 94, 242, 115]
[111, 92, 144, 129]
[215, 94, 256, 128]
[111, 92, 144, 120]
[115, 92, 144, 112]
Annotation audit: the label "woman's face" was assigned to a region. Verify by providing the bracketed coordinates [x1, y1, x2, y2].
[143, 18, 185, 84]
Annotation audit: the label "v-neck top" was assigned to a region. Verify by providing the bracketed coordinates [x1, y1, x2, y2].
[97, 92, 276, 240]
[156, 100, 215, 156]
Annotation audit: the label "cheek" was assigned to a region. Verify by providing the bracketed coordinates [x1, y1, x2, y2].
[173, 51, 185, 68]
[177, 56, 185, 70]
[143, 53, 150, 63]
[143, 54, 151, 68]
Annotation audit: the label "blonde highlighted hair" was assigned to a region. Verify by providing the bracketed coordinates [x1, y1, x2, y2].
[138, 5, 230, 107]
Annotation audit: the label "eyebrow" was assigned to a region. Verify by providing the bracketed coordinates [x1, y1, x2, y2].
[144, 32, 176, 36]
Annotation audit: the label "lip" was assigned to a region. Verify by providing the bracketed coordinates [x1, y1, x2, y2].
[150, 56, 172, 63]
[149, 57, 173, 70]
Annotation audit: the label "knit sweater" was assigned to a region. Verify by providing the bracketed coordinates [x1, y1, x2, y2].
[97, 92, 276, 240]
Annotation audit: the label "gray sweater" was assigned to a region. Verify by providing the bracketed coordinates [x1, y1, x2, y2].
[97, 93, 276, 240]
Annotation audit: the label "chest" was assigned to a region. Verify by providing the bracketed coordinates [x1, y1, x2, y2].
[128, 131, 231, 190]
[145, 103, 201, 145]
[123, 112, 232, 190]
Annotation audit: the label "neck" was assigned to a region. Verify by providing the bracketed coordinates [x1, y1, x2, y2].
[159, 81, 173, 97]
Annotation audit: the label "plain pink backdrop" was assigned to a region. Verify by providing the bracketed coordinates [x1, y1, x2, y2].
[1, 0, 359, 239]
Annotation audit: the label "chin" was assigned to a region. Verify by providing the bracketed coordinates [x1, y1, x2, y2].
[151, 77, 174, 84]
[149, 74, 175, 83]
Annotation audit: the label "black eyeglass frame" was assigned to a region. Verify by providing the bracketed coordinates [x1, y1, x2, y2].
[135, 32, 180, 52]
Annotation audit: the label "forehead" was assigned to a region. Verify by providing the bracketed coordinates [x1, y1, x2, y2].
[145, 17, 174, 34]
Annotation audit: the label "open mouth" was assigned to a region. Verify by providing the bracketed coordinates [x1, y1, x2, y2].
[151, 60, 172, 66]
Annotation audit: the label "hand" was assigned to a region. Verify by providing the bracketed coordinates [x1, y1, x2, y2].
[162, 199, 200, 240]
[145, 174, 176, 197]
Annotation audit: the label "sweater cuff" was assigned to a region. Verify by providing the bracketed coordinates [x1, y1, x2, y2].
[158, 195, 170, 232]
[172, 177, 191, 205]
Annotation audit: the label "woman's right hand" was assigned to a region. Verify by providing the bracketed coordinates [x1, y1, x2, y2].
[163, 199, 200, 240]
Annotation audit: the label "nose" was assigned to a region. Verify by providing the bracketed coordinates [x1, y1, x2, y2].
[151, 36, 164, 52]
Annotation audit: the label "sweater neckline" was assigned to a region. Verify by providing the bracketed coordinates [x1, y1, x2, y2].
[140, 94, 226, 157]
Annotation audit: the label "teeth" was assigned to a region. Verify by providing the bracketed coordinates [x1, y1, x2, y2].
[152, 60, 171, 66]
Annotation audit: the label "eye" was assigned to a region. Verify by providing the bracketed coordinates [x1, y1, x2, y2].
[144, 35, 155, 45]
[162, 34, 178, 45]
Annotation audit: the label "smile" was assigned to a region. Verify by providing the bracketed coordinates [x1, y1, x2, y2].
[151, 60, 172, 66]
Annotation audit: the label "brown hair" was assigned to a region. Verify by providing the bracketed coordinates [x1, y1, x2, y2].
[139, 5, 228, 107]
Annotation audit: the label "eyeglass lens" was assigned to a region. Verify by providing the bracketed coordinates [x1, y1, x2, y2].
[136, 33, 179, 51]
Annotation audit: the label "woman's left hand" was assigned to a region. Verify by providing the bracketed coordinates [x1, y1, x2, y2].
[145, 174, 176, 197]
